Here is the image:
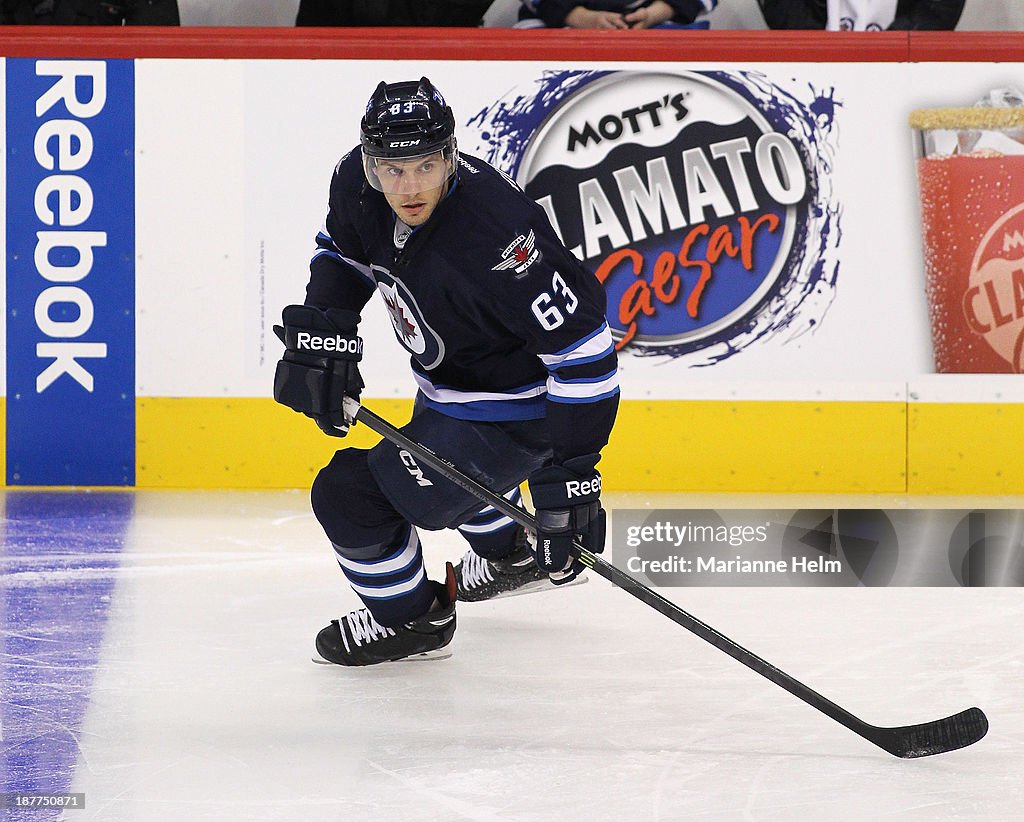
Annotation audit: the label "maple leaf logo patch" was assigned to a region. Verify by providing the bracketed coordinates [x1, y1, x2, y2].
[492, 229, 541, 277]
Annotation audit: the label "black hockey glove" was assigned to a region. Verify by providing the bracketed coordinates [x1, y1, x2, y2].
[527, 454, 606, 585]
[273, 304, 364, 437]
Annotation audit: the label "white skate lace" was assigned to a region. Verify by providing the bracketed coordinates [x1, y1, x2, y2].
[459, 550, 495, 590]
[343, 608, 396, 650]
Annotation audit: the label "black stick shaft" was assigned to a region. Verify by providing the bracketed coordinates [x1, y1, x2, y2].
[347, 399, 987, 757]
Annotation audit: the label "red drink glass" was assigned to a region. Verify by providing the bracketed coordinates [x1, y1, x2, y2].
[912, 107, 1024, 373]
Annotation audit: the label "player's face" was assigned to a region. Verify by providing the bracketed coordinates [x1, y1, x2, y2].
[375, 153, 452, 226]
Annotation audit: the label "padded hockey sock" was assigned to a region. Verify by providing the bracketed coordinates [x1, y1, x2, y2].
[457, 487, 524, 560]
[332, 523, 435, 628]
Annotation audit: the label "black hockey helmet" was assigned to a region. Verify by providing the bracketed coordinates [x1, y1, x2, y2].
[360, 77, 456, 159]
[360, 77, 458, 192]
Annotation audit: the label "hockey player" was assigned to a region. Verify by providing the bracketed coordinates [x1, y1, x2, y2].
[273, 77, 619, 666]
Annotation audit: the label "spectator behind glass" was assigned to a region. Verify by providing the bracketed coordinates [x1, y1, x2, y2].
[16, 1, 181, 24]
[2, 0, 54, 21]
[296, 0, 494, 26]
[516, 0, 717, 29]
[758, 0, 964, 31]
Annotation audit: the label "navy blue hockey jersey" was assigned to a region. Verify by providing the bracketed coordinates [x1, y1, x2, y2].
[305, 149, 619, 463]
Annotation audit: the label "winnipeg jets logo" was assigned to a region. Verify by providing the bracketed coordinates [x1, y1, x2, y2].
[492, 229, 541, 277]
[382, 286, 419, 346]
[372, 267, 446, 370]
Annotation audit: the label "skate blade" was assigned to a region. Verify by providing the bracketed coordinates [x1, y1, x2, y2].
[311, 648, 453, 666]
[489, 573, 589, 601]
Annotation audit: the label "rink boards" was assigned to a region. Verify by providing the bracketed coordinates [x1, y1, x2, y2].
[2, 30, 1024, 493]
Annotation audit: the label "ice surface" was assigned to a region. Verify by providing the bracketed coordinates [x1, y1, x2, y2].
[1, 490, 1021, 821]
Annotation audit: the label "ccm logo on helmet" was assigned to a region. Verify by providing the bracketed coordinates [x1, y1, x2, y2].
[566, 476, 601, 497]
[392, 139, 422, 148]
[295, 332, 362, 356]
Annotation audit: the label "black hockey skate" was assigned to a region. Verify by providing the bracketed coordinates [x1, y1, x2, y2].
[314, 563, 457, 666]
[454, 527, 576, 602]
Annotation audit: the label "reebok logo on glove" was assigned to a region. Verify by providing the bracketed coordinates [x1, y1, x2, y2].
[296, 332, 363, 357]
[566, 476, 601, 498]
[528, 453, 606, 586]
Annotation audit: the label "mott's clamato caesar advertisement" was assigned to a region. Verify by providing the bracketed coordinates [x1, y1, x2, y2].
[467, 70, 842, 365]
[911, 97, 1024, 374]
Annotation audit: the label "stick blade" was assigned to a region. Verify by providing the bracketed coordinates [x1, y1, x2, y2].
[871, 707, 988, 758]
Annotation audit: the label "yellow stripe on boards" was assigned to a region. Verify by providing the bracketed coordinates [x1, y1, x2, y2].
[136, 397, 411, 489]
[908, 403, 1024, 495]
[2, 396, 1017, 493]
[603, 400, 907, 494]
[133, 397, 910, 493]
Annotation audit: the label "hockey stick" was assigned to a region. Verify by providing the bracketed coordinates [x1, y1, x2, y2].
[343, 398, 988, 758]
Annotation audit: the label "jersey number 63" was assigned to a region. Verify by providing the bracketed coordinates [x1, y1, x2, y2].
[531, 272, 578, 331]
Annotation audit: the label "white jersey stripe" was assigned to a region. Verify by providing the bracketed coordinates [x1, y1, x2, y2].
[546, 370, 620, 401]
[314, 227, 374, 285]
[413, 372, 546, 405]
[338, 254, 375, 285]
[539, 324, 614, 368]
